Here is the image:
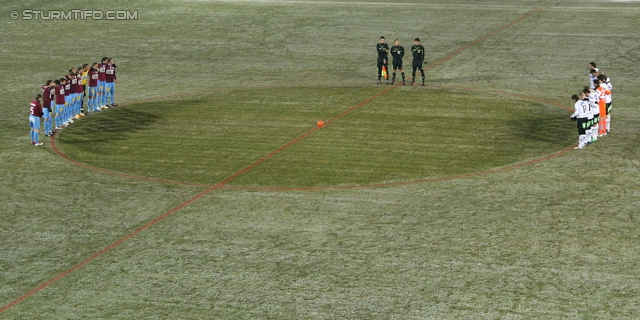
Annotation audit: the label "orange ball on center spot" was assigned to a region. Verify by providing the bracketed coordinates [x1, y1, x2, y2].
[317, 120, 325, 128]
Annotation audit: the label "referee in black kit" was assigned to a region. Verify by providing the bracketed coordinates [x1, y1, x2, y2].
[376, 36, 389, 84]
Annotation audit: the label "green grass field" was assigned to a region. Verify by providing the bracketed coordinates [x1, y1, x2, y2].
[1, 0, 640, 318]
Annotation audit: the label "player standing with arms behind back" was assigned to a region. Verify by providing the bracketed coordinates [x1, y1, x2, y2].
[376, 36, 389, 85]
[410, 37, 427, 86]
[390, 39, 405, 85]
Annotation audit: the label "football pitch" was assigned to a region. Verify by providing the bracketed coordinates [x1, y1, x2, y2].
[1, 0, 640, 318]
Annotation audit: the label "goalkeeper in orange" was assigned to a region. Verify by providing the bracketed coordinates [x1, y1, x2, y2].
[594, 79, 610, 136]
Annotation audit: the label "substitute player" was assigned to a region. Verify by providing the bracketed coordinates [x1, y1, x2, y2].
[105, 58, 118, 107]
[376, 36, 389, 84]
[390, 39, 405, 85]
[410, 37, 426, 86]
[29, 94, 44, 146]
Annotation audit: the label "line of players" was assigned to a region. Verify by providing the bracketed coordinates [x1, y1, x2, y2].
[28, 57, 118, 146]
[570, 62, 612, 150]
[376, 36, 427, 86]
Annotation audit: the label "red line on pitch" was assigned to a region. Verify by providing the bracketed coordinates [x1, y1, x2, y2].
[325, 85, 397, 125]
[0, 185, 216, 314]
[320, 8, 540, 126]
[425, 7, 540, 72]
[219, 144, 576, 192]
[1, 9, 542, 314]
[2, 120, 331, 313]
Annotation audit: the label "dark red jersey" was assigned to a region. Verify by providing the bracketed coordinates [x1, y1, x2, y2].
[30, 99, 43, 117]
[69, 76, 78, 93]
[76, 74, 83, 93]
[55, 84, 66, 104]
[42, 85, 52, 107]
[64, 80, 71, 97]
[88, 68, 98, 87]
[105, 64, 116, 82]
[98, 63, 107, 81]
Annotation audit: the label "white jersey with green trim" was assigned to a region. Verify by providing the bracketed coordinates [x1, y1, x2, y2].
[572, 101, 588, 119]
[589, 91, 599, 113]
[583, 99, 593, 120]
[602, 81, 612, 103]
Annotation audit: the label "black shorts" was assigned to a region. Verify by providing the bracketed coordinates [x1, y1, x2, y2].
[377, 57, 388, 68]
[392, 59, 402, 70]
[577, 118, 587, 135]
[606, 102, 611, 115]
[412, 61, 423, 70]
[593, 113, 599, 125]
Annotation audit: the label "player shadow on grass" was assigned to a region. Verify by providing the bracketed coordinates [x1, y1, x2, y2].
[505, 116, 573, 145]
[57, 108, 161, 144]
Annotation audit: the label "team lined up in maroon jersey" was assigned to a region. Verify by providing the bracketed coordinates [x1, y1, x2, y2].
[30, 57, 117, 145]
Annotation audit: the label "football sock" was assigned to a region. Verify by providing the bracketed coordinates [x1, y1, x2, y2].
[392, 72, 396, 82]
[606, 115, 610, 132]
[401, 72, 405, 81]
